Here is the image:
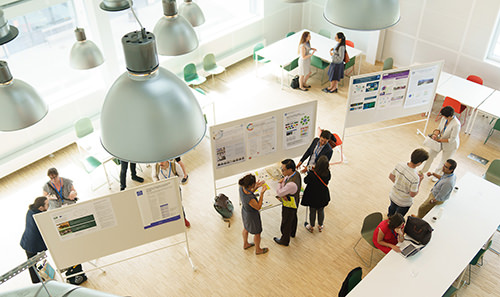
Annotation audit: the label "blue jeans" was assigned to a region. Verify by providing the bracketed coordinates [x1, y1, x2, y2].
[388, 200, 410, 217]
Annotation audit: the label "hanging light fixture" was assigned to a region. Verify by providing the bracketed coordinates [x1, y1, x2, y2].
[100, 3, 206, 163]
[69, 28, 104, 69]
[99, 0, 130, 11]
[154, 0, 198, 56]
[282, 0, 309, 3]
[0, 61, 48, 131]
[179, 0, 205, 27]
[324, 0, 400, 31]
[0, 9, 19, 45]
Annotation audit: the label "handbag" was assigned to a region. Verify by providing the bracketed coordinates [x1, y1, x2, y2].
[344, 49, 350, 64]
[423, 136, 441, 152]
[404, 216, 433, 245]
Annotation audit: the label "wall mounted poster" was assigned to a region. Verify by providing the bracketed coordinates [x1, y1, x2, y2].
[405, 64, 440, 108]
[349, 74, 381, 112]
[378, 70, 410, 110]
[136, 180, 181, 229]
[212, 124, 246, 168]
[283, 106, 313, 150]
[246, 116, 277, 159]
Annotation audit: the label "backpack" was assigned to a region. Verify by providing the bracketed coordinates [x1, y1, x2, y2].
[404, 216, 433, 245]
[65, 264, 87, 285]
[290, 75, 299, 89]
[213, 193, 234, 219]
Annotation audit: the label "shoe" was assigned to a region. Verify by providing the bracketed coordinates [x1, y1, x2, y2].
[328, 88, 338, 93]
[181, 175, 189, 184]
[244, 243, 255, 250]
[299, 88, 308, 91]
[132, 175, 144, 183]
[120, 187, 125, 191]
[256, 247, 269, 255]
[322, 88, 329, 93]
[273, 237, 288, 246]
[304, 85, 311, 88]
[184, 218, 191, 228]
[305, 224, 313, 233]
[318, 225, 323, 232]
[290, 234, 295, 238]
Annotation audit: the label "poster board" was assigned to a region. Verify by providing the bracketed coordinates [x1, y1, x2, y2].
[210, 101, 317, 181]
[34, 178, 184, 269]
[344, 61, 444, 129]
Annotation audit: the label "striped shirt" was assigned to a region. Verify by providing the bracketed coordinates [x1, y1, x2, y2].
[389, 162, 420, 207]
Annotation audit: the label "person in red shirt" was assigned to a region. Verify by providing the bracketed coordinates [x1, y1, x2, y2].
[373, 213, 405, 254]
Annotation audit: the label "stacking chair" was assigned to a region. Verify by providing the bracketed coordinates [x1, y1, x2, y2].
[484, 119, 500, 144]
[467, 74, 483, 85]
[338, 267, 363, 297]
[344, 40, 356, 77]
[184, 63, 206, 86]
[345, 40, 355, 48]
[442, 269, 467, 297]
[465, 239, 492, 285]
[282, 57, 299, 85]
[383, 57, 393, 70]
[311, 56, 329, 84]
[484, 159, 500, 186]
[203, 53, 226, 84]
[353, 212, 383, 266]
[253, 43, 270, 75]
[319, 29, 331, 38]
[435, 97, 466, 126]
[286, 31, 295, 37]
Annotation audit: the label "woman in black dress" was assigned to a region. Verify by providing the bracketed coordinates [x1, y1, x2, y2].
[301, 155, 331, 232]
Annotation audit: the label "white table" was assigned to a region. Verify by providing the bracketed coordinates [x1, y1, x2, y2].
[468, 90, 500, 135]
[436, 74, 495, 134]
[255, 29, 363, 88]
[347, 173, 500, 297]
[438, 71, 453, 87]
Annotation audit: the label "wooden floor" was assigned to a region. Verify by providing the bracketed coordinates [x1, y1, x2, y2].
[1, 57, 500, 296]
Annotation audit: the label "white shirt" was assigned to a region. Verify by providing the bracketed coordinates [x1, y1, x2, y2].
[152, 161, 184, 182]
[389, 162, 420, 207]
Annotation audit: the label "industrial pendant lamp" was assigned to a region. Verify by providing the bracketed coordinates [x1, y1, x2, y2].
[324, 0, 400, 31]
[99, 0, 130, 11]
[179, 0, 205, 27]
[0, 61, 48, 131]
[282, 0, 309, 3]
[0, 9, 19, 45]
[69, 28, 104, 69]
[154, 0, 198, 56]
[100, 30, 206, 163]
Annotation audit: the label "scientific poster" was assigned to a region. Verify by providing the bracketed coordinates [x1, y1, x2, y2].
[136, 180, 181, 230]
[405, 65, 440, 108]
[212, 124, 246, 168]
[378, 70, 410, 109]
[246, 116, 277, 159]
[349, 74, 381, 112]
[283, 107, 313, 150]
[51, 198, 117, 240]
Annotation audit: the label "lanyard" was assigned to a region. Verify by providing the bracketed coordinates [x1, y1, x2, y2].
[434, 173, 453, 189]
[160, 164, 172, 179]
[51, 178, 64, 203]
[442, 116, 454, 134]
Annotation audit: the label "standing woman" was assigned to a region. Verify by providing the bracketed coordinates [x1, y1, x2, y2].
[238, 174, 269, 255]
[301, 155, 331, 232]
[323, 32, 346, 93]
[421, 106, 460, 179]
[298, 31, 317, 91]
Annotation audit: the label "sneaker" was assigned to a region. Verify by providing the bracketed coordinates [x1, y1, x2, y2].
[132, 175, 144, 183]
[184, 218, 191, 228]
[305, 224, 314, 233]
[318, 225, 324, 232]
[181, 175, 189, 184]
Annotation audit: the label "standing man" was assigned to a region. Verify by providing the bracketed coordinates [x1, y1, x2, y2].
[388, 148, 429, 217]
[417, 159, 457, 218]
[20, 197, 49, 283]
[120, 161, 144, 191]
[274, 159, 302, 246]
[297, 130, 333, 173]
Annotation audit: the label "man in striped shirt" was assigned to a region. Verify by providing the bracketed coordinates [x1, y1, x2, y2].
[388, 148, 429, 217]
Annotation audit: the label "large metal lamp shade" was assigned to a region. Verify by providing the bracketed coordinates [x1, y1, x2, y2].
[0, 9, 19, 45]
[179, 0, 205, 27]
[100, 30, 206, 163]
[154, 0, 198, 56]
[69, 28, 104, 69]
[283, 0, 309, 2]
[0, 61, 48, 131]
[324, 0, 400, 31]
[99, 0, 130, 11]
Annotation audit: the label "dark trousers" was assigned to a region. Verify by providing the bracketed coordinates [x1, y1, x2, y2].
[120, 161, 137, 189]
[387, 200, 410, 217]
[25, 250, 41, 284]
[309, 207, 325, 227]
[280, 206, 298, 245]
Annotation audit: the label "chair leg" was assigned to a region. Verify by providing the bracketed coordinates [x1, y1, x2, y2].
[353, 237, 373, 267]
[484, 129, 494, 144]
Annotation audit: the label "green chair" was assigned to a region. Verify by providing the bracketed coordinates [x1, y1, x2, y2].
[465, 239, 493, 285]
[203, 53, 226, 83]
[311, 56, 329, 84]
[484, 159, 500, 186]
[353, 212, 383, 267]
[75, 118, 94, 138]
[383, 57, 394, 71]
[194, 87, 206, 95]
[345, 56, 356, 77]
[442, 269, 466, 297]
[338, 267, 362, 297]
[282, 57, 299, 85]
[183, 63, 206, 86]
[484, 118, 500, 144]
[253, 43, 270, 76]
[286, 31, 295, 37]
[319, 29, 331, 38]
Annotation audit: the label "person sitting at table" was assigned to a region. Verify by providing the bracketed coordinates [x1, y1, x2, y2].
[42, 168, 78, 209]
[373, 213, 405, 254]
[323, 32, 346, 94]
[297, 31, 317, 91]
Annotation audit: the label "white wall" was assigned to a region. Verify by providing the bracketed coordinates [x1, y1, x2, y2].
[381, 0, 500, 89]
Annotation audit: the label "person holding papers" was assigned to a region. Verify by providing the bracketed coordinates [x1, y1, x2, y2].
[274, 159, 302, 246]
[297, 130, 333, 173]
[373, 213, 405, 254]
[238, 174, 268, 255]
[297, 31, 317, 91]
[42, 167, 78, 210]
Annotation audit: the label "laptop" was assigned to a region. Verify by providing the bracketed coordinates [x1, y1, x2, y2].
[399, 240, 425, 258]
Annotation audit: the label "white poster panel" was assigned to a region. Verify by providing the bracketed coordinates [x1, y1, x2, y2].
[348, 74, 381, 112]
[405, 64, 440, 108]
[212, 124, 246, 168]
[136, 179, 181, 229]
[283, 106, 314, 150]
[378, 70, 410, 110]
[246, 116, 277, 159]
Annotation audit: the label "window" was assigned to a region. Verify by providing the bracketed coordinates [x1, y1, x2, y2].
[487, 14, 500, 63]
